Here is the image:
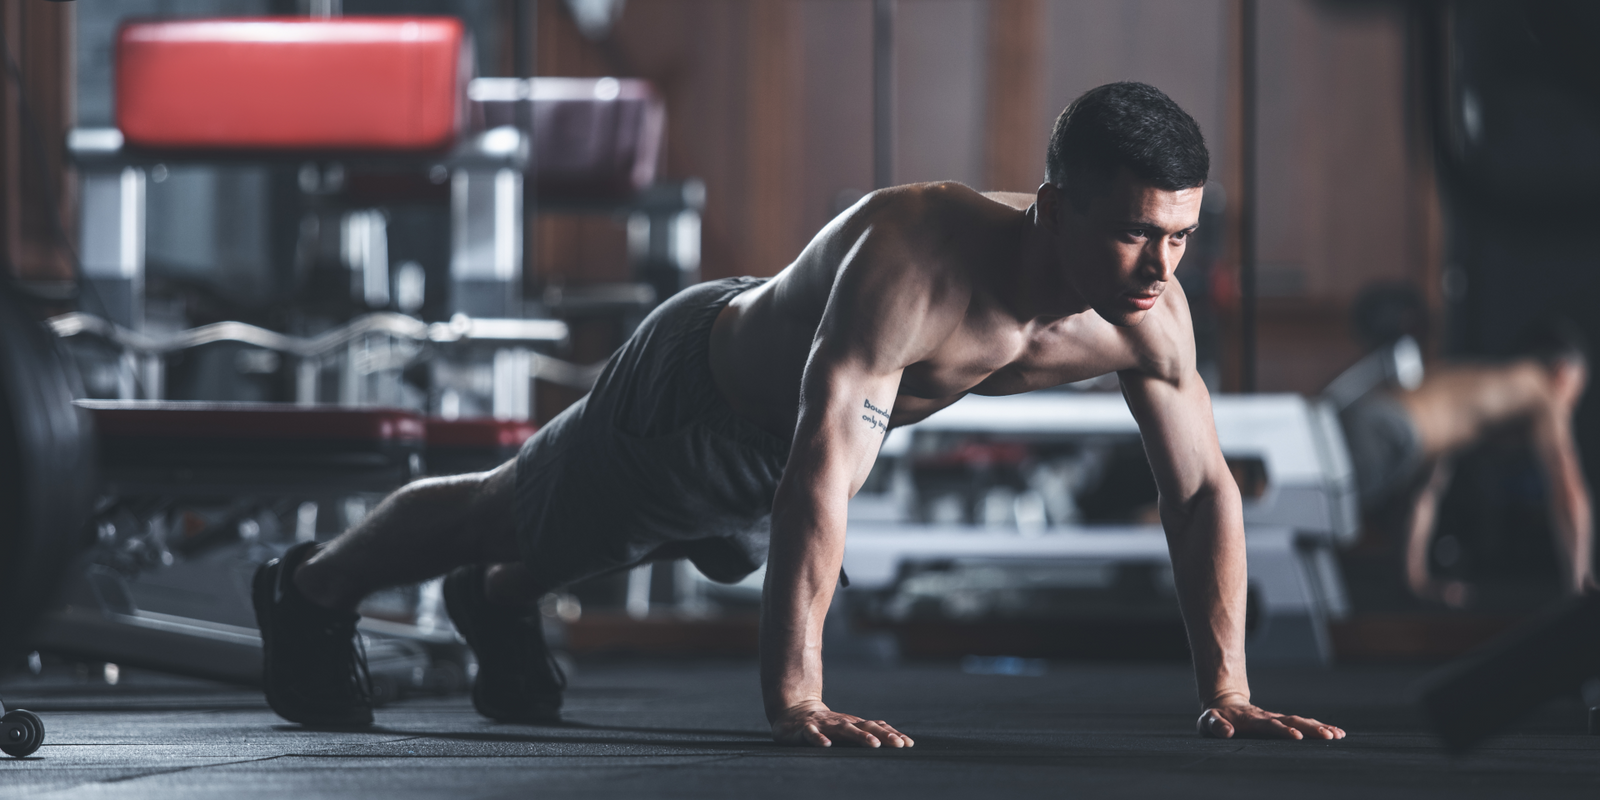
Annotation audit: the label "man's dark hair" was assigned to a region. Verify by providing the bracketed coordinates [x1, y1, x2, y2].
[1516, 317, 1588, 367]
[1045, 82, 1210, 211]
[1351, 281, 1428, 353]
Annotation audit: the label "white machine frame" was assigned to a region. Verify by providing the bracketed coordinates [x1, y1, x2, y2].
[839, 391, 1359, 664]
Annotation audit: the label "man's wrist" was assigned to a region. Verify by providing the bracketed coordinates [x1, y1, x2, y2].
[1203, 689, 1250, 709]
[767, 697, 827, 723]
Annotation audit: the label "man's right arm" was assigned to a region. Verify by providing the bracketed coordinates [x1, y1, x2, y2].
[760, 225, 963, 747]
[1531, 395, 1594, 594]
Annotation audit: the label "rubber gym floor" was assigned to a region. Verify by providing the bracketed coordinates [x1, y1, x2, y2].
[0, 657, 1595, 799]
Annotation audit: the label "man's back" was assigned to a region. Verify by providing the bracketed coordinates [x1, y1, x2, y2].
[708, 181, 1187, 440]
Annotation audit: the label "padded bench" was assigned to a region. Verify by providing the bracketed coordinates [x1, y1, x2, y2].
[424, 417, 537, 476]
[80, 400, 426, 496]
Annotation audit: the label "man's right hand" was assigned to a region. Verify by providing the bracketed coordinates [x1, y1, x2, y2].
[771, 702, 915, 748]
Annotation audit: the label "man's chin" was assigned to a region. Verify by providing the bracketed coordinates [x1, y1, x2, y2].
[1095, 304, 1151, 328]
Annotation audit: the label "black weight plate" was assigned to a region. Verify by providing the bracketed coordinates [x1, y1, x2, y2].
[0, 709, 43, 758]
[0, 282, 95, 667]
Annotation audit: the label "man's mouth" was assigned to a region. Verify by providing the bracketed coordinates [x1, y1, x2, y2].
[1124, 290, 1160, 310]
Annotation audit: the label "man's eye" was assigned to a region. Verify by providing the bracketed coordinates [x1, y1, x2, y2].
[1125, 229, 1147, 240]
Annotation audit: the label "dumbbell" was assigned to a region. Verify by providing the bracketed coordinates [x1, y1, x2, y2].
[0, 698, 43, 758]
[1417, 592, 1600, 753]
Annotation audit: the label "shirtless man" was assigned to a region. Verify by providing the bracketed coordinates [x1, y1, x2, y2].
[252, 81, 1345, 745]
[1338, 314, 1594, 607]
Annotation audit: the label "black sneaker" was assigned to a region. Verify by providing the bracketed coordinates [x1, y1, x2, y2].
[252, 541, 374, 727]
[442, 565, 565, 723]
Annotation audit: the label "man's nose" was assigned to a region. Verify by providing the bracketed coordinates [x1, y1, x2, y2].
[1141, 241, 1178, 282]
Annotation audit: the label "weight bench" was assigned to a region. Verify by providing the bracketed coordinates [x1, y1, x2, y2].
[34, 402, 462, 691]
[424, 417, 537, 477]
[81, 400, 426, 497]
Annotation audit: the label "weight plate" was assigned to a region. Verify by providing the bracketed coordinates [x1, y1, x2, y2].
[0, 282, 96, 666]
[0, 709, 43, 758]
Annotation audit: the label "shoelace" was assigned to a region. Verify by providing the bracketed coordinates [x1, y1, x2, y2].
[349, 631, 374, 702]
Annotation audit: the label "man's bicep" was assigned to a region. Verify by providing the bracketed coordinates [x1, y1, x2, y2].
[1120, 368, 1229, 505]
[792, 358, 904, 495]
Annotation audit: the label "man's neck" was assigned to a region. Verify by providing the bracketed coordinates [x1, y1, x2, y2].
[991, 205, 1090, 324]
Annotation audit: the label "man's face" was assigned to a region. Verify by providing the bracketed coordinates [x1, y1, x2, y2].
[1044, 171, 1203, 327]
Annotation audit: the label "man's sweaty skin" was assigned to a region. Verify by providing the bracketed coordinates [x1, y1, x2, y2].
[708, 172, 1346, 748]
[1396, 359, 1595, 607]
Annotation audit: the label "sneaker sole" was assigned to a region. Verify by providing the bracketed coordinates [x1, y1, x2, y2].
[442, 568, 562, 724]
[251, 555, 373, 728]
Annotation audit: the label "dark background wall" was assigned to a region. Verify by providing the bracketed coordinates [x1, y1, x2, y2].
[4, 0, 1452, 399]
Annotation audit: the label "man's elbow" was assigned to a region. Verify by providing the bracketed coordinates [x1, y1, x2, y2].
[1160, 478, 1242, 532]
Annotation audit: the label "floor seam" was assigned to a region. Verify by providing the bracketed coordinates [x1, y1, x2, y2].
[39, 753, 291, 795]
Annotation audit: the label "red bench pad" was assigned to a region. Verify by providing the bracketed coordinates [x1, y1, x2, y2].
[80, 401, 426, 493]
[425, 417, 536, 449]
[424, 417, 536, 475]
[85, 401, 425, 443]
[117, 17, 467, 151]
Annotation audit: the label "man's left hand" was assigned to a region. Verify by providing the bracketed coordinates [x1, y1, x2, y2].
[1197, 702, 1346, 740]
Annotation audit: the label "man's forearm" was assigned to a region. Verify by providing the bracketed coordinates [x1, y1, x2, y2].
[1535, 417, 1594, 592]
[1160, 483, 1250, 706]
[759, 480, 847, 722]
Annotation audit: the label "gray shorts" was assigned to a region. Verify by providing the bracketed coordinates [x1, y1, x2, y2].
[1340, 391, 1424, 512]
[512, 277, 791, 591]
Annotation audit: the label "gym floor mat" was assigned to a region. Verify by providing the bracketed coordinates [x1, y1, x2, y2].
[1, 659, 1596, 799]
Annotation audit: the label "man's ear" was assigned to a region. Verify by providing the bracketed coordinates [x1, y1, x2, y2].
[1035, 183, 1065, 233]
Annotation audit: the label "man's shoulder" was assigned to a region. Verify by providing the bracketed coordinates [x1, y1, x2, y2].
[1117, 286, 1197, 383]
[870, 182, 1008, 229]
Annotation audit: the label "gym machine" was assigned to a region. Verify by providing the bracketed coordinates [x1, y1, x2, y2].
[3, 15, 693, 720]
[829, 390, 1358, 664]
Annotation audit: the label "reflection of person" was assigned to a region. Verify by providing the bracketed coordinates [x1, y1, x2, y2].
[254, 82, 1343, 745]
[1336, 286, 1594, 607]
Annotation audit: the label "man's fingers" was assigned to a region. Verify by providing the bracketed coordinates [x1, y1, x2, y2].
[878, 722, 915, 748]
[1281, 715, 1341, 740]
[805, 723, 831, 747]
[1267, 718, 1303, 740]
[1287, 716, 1347, 740]
[858, 720, 910, 748]
[835, 724, 880, 748]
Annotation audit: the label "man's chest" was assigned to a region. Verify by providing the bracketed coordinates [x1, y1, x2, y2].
[895, 322, 1132, 402]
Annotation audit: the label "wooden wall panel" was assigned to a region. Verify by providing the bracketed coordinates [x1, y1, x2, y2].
[983, 0, 1044, 193]
[0, 0, 74, 283]
[527, 0, 808, 287]
[518, 0, 1441, 399]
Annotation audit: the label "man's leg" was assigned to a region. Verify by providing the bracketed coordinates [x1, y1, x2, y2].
[253, 457, 532, 727]
[294, 459, 524, 612]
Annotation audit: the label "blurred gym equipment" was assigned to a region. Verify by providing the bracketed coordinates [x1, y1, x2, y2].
[0, 281, 96, 757]
[824, 391, 1357, 664]
[15, 15, 693, 697]
[1417, 592, 1600, 753]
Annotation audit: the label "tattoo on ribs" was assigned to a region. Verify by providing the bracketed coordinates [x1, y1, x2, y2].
[860, 398, 890, 436]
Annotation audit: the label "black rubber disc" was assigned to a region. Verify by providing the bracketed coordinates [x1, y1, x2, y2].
[0, 709, 44, 758]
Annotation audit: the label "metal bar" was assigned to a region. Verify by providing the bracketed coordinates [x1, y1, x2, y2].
[513, 0, 534, 79]
[1240, 0, 1258, 393]
[47, 312, 567, 358]
[873, 0, 895, 190]
[49, 312, 608, 390]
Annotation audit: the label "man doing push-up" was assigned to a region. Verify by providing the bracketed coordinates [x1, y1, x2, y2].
[253, 81, 1345, 746]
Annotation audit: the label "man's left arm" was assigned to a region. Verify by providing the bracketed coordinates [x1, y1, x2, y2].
[1531, 398, 1595, 594]
[1120, 364, 1346, 740]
